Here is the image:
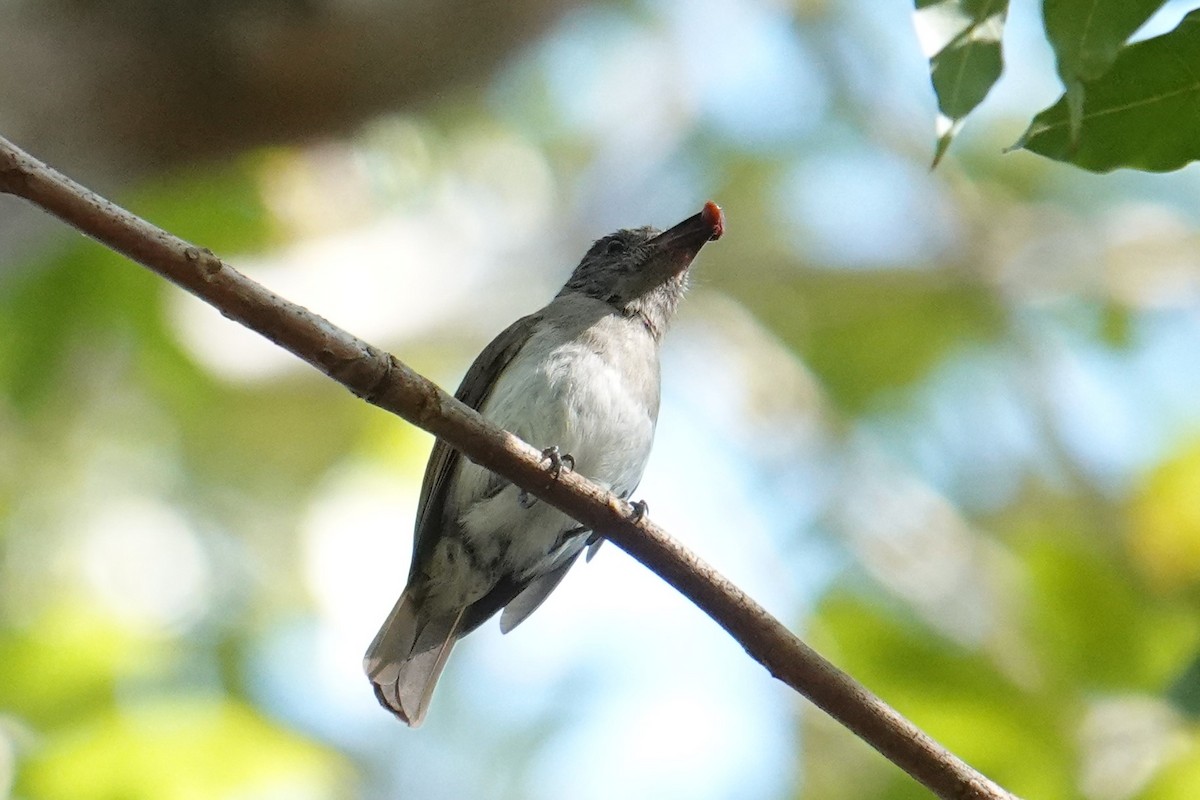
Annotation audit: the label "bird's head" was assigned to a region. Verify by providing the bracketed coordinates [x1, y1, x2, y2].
[559, 201, 724, 339]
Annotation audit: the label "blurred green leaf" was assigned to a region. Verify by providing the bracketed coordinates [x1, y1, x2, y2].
[1099, 301, 1134, 349]
[0, 158, 272, 412]
[1017, 9, 1200, 172]
[0, 244, 160, 412]
[1128, 438, 1200, 592]
[1141, 737, 1200, 800]
[1018, 525, 1198, 692]
[1166, 652, 1200, 719]
[20, 698, 349, 800]
[127, 158, 278, 253]
[0, 155, 365, 496]
[807, 592, 1073, 800]
[0, 607, 165, 726]
[913, 0, 1010, 166]
[169, 378, 366, 493]
[719, 268, 1002, 412]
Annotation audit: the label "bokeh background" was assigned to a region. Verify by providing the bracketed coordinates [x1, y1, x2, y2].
[4, 1, 1200, 798]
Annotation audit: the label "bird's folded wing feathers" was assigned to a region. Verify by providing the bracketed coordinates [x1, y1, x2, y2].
[409, 312, 542, 576]
[499, 549, 583, 634]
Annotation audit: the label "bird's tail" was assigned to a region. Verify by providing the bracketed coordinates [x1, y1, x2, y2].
[363, 591, 464, 727]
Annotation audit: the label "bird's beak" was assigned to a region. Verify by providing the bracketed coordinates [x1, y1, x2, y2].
[637, 201, 724, 289]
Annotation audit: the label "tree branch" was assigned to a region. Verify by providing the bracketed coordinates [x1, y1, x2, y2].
[0, 134, 1018, 800]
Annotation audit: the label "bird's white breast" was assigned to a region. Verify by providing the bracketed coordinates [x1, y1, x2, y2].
[447, 298, 661, 590]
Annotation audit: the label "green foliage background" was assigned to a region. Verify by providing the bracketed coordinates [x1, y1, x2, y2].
[4, 1, 1200, 799]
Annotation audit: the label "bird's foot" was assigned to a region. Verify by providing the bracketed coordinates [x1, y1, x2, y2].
[629, 499, 649, 522]
[540, 445, 575, 479]
[518, 448, 573, 509]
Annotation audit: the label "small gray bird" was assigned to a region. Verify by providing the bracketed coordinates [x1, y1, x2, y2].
[364, 201, 724, 725]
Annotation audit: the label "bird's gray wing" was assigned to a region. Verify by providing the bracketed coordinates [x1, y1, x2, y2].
[498, 549, 583, 633]
[408, 312, 542, 578]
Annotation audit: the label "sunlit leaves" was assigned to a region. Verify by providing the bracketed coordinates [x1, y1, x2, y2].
[19, 700, 348, 800]
[0, 609, 164, 725]
[912, 0, 1010, 167]
[1021, 534, 1197, 690]
[1128, 438, 1200, 591]
[1140, 738, 1200, 800]
[1017, 9, 1200, 172]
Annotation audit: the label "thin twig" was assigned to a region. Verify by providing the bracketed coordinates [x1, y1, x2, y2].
[0, 134, 1017, 800]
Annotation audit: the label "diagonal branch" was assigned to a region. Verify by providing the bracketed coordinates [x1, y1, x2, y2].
[0, 134, 1017, 800]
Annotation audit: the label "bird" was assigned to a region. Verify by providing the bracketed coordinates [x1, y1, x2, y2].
[364, 201, 724, 725]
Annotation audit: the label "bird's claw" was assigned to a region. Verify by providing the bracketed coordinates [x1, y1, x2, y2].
[629, 499, 649, 522]
[541, 446, 575, 479]
[519, 446, 573, 509]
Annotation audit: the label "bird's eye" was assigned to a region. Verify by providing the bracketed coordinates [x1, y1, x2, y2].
[604, 239, 626, 256]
